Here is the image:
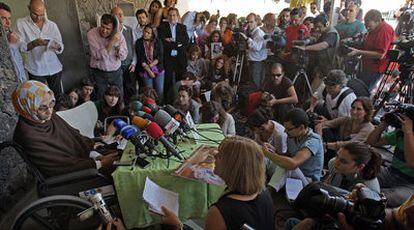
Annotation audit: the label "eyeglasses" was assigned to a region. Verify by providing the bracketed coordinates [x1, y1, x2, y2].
[272, 73, 283, 77]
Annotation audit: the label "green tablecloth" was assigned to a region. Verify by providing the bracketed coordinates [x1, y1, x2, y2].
[112, 124, 226, 229]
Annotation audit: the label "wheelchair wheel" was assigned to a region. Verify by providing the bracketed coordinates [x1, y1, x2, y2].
[12, 195, 101, 230]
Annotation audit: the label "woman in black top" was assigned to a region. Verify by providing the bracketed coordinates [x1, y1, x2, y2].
[160, 136, 275, 230]
[136, 25, 164, 102]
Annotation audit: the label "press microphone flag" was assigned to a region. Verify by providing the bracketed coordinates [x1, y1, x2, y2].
[145, 122, 182, 160]
[154, 110, 181, 135]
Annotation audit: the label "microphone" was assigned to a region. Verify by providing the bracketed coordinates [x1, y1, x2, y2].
[131, 100, 143, 112]
[114, 119, 154, 154]
[144, 98, 159, 115]
[164, 104, 192, 132]
[141, 106, 152, 114]
[135, 110, 154, 121]
[145, 122, 182, 160]
[154, 109, 181, 135]
[132, 116, 151, 129]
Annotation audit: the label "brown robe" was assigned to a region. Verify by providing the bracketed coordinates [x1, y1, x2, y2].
[13, 113, 96, 177]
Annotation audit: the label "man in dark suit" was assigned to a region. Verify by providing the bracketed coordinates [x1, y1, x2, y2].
[112, 7, 137, 104]
[157, 7, 189, 103]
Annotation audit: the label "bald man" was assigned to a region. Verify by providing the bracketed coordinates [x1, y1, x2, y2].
[16, 0, 64, 96]
[111, 6, 137, 103]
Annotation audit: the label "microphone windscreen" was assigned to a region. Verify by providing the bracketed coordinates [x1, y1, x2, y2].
[131, 100, 143, 113]
[132, 116, 150, 129]
[145, 97, 156, 105]
[114, 118, 128, 130]
[154, 110, 172, 127]
[145, 122, 164, 139]
[142, 106, 152, 114]
[137, 111, 154, 121]
[164, 105, 183, 122]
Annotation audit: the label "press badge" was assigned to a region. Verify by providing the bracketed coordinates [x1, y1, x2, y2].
[171, 49, 178, 56]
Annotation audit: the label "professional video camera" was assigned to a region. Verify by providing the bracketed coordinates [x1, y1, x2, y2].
[232, 27, 249, 53]
[397, 6, 414, 37]
[338, 33, 365, 56]
[382, 103, 414, 129]
[291, 29, 316, 68]
[263, 28, 286, 53]
[295, 182, 387, 230]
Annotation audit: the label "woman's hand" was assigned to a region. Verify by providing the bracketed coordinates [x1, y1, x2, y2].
[160, 206, 183, 230]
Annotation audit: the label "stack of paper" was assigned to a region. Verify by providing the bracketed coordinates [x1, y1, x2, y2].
[142, 177, 179, 216]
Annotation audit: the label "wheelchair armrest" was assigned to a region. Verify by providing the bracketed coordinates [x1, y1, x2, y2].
[44, 168, 111, 187]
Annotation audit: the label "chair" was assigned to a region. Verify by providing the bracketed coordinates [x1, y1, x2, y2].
[56, 101, 98, 138]
[0, 141, 112, 198]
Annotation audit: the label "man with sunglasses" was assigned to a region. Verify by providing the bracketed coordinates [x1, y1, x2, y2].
[16, 0, 64, 96]
[263, 63, 298, 121]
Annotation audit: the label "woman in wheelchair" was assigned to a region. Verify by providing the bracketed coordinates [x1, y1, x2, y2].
[12, 80, 119, 177]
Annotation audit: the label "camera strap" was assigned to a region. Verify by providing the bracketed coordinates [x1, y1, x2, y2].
[328, 88, 354, 111]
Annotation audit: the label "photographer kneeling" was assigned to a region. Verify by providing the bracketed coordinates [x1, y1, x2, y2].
[309, 69, 356, 121]
[366, 107, 414, 208]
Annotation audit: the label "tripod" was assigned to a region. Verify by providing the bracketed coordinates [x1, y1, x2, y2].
[292, 66, 313, 106]
[232, 51, 246, 92]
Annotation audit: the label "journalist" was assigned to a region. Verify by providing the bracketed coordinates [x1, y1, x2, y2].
[262, 108, 324, 182]
[294, 13, 339, 76]
[240, 13, 268, 89]
[158, 136, 275, 230]
[347, 9, 395, 91]
[309, 69, 357, 120]
[335, 3, 366, 39]
[366, 110, 414, 208]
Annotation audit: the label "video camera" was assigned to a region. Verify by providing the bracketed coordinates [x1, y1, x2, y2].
[382, 103, 414, 130]
[291, 29, 316, 68]
[295, 182, 387, 230]
[397, 6, 414, 37]
[232, 27, 249, 53]
[338, 33, 365, 56]
[263, 28, 286, 53]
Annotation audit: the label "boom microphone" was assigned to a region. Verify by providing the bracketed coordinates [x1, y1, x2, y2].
[145, 122, 182, 160]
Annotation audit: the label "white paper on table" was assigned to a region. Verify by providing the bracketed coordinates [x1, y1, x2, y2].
[142, 177, 179, 216]
[117, 138, 128, 150]
[285, 178, 303, 201]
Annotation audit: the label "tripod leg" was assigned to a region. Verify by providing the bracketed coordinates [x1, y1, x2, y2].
[233, 54, 240, 83]
[303, 72, 313, 96]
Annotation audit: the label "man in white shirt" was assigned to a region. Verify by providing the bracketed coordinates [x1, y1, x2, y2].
[181, 10, 210, 42]
[240, 13, 269, 90]
[16, 0, 64, 96]
[0, 2, 27, 83]
[310, 69, 356, 120]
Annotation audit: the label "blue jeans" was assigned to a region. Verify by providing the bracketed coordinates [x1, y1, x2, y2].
[142, 72, 165, 102]
[249, 60, 266, 89]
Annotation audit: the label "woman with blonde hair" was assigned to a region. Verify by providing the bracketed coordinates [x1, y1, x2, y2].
[160, 136, 275, 230]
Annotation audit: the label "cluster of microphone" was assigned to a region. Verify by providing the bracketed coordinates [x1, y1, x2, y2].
[113, 98, 191, 161]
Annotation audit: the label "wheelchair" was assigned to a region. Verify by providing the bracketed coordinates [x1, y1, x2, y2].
[0, 141, 118, 230]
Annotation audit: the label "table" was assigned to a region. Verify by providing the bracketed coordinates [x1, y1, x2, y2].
[112, 124, 226, 229]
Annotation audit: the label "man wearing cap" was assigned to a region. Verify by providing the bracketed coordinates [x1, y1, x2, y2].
[309, 69, 356, 120]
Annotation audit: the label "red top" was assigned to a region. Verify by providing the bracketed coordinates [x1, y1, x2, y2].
[362, 21, 395, 73]
[284, 24, 310, 52]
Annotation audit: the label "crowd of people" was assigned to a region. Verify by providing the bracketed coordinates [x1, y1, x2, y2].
[1, 0, 414, 229]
